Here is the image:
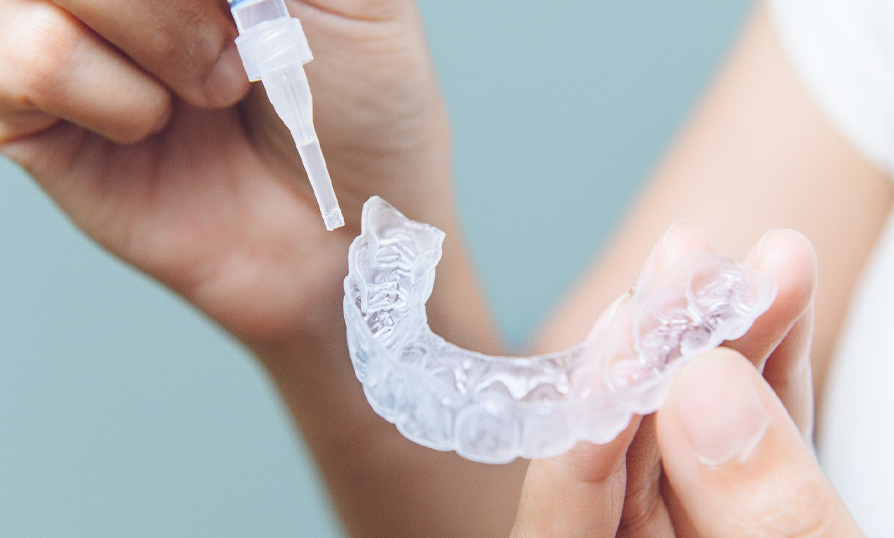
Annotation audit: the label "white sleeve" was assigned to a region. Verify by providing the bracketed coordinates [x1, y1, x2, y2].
[767, 0, 894, 175]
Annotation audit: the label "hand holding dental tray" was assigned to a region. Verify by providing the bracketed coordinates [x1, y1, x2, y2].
[229, 0, 778, 468]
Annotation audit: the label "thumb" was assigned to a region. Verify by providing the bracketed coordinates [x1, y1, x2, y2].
[657, 349, 864, 537]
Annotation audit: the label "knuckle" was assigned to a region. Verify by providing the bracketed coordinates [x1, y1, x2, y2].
[563, 444, 627, 485]
[149, 6, 226, 80]
[618, 471, 663, 533]
[0, 111, 60, 145]
[10, 5, 82, 104]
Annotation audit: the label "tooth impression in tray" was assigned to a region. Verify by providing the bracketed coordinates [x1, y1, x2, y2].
[343, 197, 776, 464]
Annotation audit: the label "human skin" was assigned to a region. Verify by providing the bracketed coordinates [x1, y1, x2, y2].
[525, 6, 891, 532]
[0, 0, 523, 535]
[0, 1, 890, 537]
[512, 220, 821, 536]
[513, 348, 866, 537]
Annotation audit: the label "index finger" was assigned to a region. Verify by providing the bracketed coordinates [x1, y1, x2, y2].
[725, 229, 818, 370]
[51, 0, 249, 108]
[511, 221, 717, 537]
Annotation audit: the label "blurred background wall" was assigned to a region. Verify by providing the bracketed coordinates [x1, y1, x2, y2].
[0, 2, 750, 536]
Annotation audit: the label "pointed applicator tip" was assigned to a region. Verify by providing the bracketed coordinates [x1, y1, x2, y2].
[297, 141, 343, 231]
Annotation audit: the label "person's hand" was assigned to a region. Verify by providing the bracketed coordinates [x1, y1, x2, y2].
[655, 347, 863, 537]
[0, 5, 523, 535]
[513, 347, 864, 537]
[0, 0, 450, 347]
[512, 223, 827, 537]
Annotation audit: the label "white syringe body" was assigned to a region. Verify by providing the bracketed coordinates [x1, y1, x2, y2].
[231, 0, 345, 231]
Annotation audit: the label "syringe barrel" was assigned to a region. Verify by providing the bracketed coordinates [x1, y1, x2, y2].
[230, 0, 288, 32]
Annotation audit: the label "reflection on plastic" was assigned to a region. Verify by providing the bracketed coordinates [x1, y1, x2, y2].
[230, 0, 344, 231]
[344, 197, 777, 464]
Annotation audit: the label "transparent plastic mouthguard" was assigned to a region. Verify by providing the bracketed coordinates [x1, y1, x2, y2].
[344, 197, 776, 464]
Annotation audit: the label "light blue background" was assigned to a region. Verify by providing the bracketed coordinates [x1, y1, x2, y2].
[0, 2, 750, 536]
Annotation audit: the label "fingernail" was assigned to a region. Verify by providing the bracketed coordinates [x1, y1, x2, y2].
[742, 229, 780, 266]
[204, 44, 249, 107]
[677, 356, 769, 466]
[634, 219, 688, 290]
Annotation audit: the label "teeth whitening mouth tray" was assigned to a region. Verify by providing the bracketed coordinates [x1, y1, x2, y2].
[229, 0, 345, 231]
[344, 197, 777, 464]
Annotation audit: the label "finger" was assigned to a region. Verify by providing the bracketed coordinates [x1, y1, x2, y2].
[761, 306, 815, 439]
[613, 221, 715, 537]
[0, 1, 172, 144]
[660, 475, 700, 537]
[513, 222, 718, 537]
[511, 423, 640, 538]
[511, 223, 708, 537]
[51, 0, 249, 108]
[616, 416, 674, 538]
[633, 219, 716, 291]
[726, 229, 817, 368]
[657, 349, 863, 537]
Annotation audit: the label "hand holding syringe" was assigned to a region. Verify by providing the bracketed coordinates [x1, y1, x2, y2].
[229, 0, 344, 231]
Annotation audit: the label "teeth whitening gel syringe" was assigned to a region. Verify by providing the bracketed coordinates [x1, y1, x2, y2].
[229, 0, 345, 231]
